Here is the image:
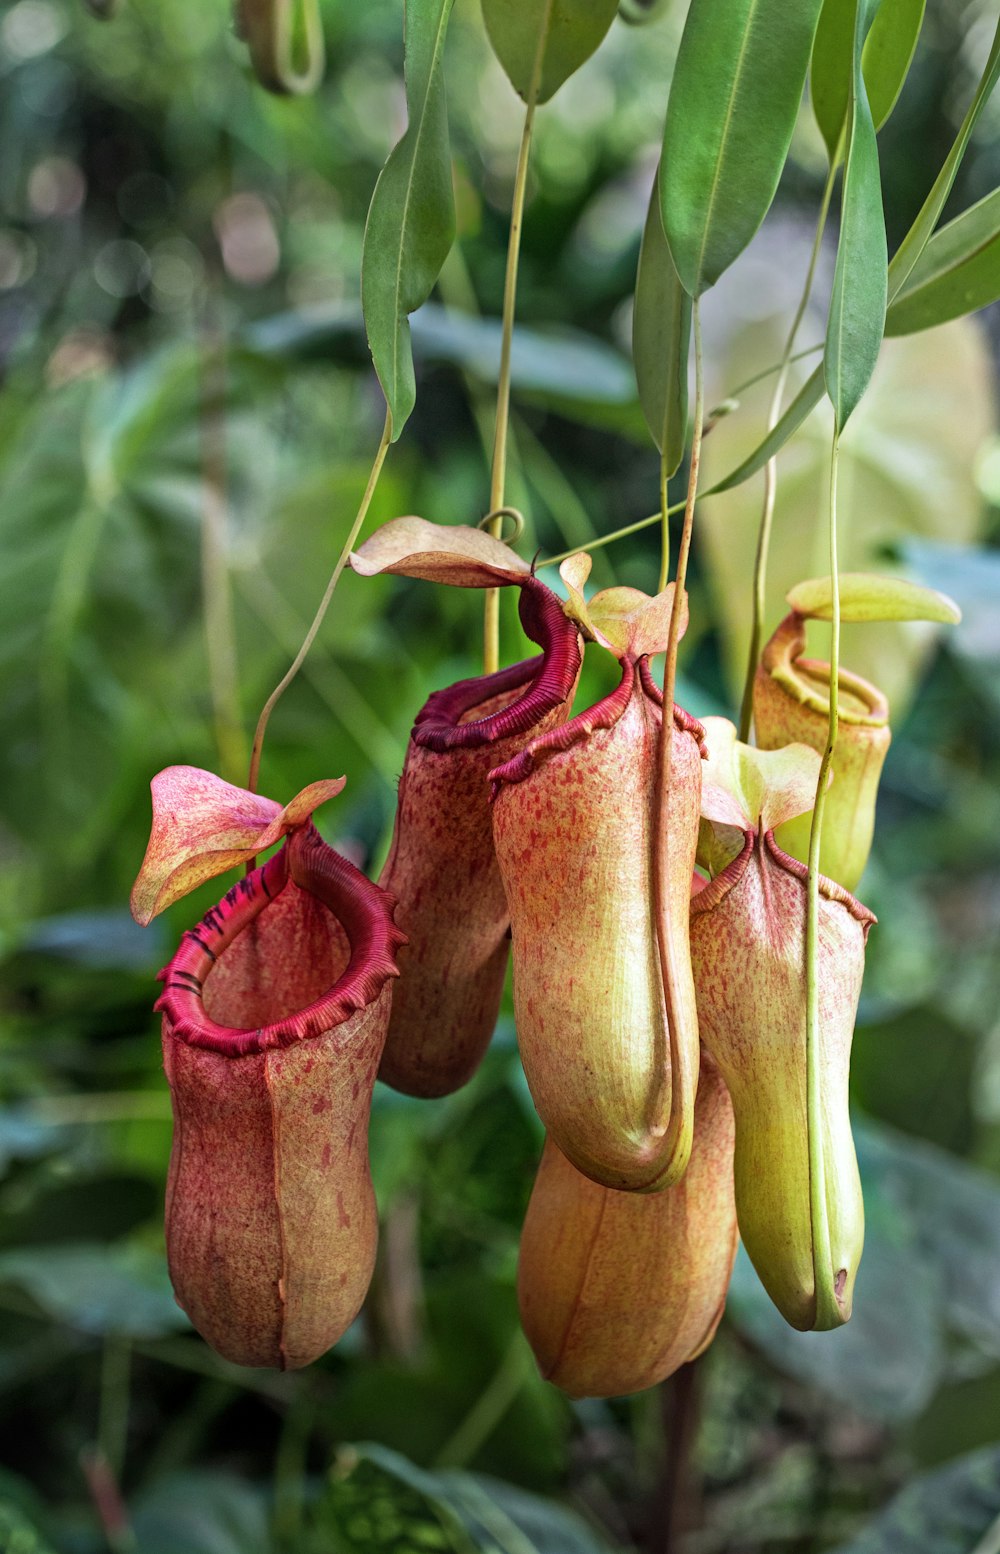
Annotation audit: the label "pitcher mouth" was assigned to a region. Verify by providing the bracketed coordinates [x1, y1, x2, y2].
[763, 612, 889, 728]
[156, 825, 405, 1057]
[410, 578, 582, 754]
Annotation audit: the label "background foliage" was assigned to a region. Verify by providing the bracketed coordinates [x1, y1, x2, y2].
[1, 0, 1000, 1548]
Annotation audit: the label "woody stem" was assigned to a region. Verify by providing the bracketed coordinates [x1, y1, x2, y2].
[247, 406, 393, 793]
[483, 37, 545, 674]
[737, 158, 837, 743]
[804, 422, 842, 1330]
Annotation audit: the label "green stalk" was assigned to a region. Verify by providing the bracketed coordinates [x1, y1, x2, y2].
[804, 424, 842, 1331]
[247, 407, 392, 792]
[652, 298, 703, 1178]
[482, 24, 547, 674]
[737, 159, 837, 743]
[656, 451, 670, 594]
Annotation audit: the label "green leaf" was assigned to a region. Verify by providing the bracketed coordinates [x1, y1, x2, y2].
[315, 1446, 619, 1554]
[0, 1503, 58, 1554]
[825, 0, 887, 427]
[887, 12, 1000, 301]
[361, 0, 456, 440]
[830, 1446, 1000, 1553]
[787, 571, 961, 622]
[480, 0, 619, 105]
[885, 186, 1000, 335]
[812, 0, 926, 163]
[632, 167, 691, 471]
[0, 1243, 189, 1339]
[863, 0, 925, 129]
[660, 0, 825, 296]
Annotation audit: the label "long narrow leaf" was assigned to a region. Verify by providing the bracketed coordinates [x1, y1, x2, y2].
[812, 0, 925, 162]
[660, 0, 825, 297]
[632, 166, 691, 472]
[825, 0, 887, 427]
[887, 12, 1000, 300]
[361, 0, 456, 440]
[480, 0, 619, 104]
[886, 186, 1000, 335]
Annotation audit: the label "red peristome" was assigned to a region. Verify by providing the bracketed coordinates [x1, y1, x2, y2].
[491, 656, 704, 1192]
[159, 825, 405, 1370]
[377, 578, 582, 1099]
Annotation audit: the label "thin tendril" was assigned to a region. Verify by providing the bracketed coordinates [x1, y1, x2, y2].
[651, 297, 703, 1183]
[482, 12, 549, 674]
[247, 406, 393, 794]
[737, 161, 838, 742]
[804, 422, 841, 1330]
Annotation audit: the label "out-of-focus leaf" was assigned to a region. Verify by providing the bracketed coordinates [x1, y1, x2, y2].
[726, 1204, 944, 1422]
[698, 316, 995, 714]
[632, 166, 691, 471]
[132, 1472, 271, 1554]
[825, 0, 887, 427]
[830, 1445, 1000, 1552]
[0, 1502, 58, 1554]
[316, 1444, 619, 1553]
[247, 303, 636, 408]
[361, 0, 456, 439]
[661, 0, 824, 295]
[812, 0, 926, 161]
[729, 1117, 1000, 1418]
[885, 187, 1000, 336]
[0, 1172, 159, 1249]
[903, 540, 1000, 711]
[480, 0, 619, 105]
[887, 13, 1000, 299]
[0, 1243, 188, 1338]
[20, 908, 164, 971]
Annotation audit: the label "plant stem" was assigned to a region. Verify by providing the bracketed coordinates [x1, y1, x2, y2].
[200, 325, 246, 782]
[656, 451, 670, 594]
[651, 298, 703, 1179]
[737, 162, 837, 742]
[482, 34, 546, 674]
[433, 1332, 528, 1469]
[804, 424, 841, 1331]
[247, 406, 392, 793]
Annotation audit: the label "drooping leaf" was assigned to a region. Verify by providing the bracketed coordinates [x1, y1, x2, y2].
[480, 0, 619, 105]
[361, 0, 456, 440]
[830, 1446, 1000, 1553]
[887, 12, 1000, 300]
[885, 186, 1000, 335]
[632, 165, 691, 471]
[862, 0, 925, 130]
[825, 0, 887, 427]
[787, 572, 961, 623]
[812, 0, 926, 162]
[660, 0, 825, 296]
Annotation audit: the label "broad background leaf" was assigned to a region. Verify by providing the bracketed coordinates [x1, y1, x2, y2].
[824, 0, 887, 427]
[660, 0, 825, 296]
[480, 0, 619, 104]
[831, 1446, 1000, 1552]
[361, 0, 456, 439]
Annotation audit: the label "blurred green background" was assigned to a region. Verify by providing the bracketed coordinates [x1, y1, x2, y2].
[2, 0, 1000, 1549]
